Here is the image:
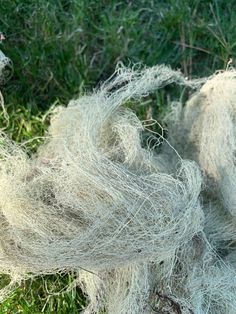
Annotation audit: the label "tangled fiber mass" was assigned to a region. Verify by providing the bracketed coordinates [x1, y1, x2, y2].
[1, 65, 236, 313]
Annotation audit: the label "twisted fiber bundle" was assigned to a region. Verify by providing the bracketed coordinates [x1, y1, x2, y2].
[164, 70, 236, 313]
[1, 65, 236, 313]
[167, 71, 236, 217]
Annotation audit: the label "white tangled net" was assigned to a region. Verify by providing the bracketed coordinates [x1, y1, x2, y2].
[0, 63, 236, 313]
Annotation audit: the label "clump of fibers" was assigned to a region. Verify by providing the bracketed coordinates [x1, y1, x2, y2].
[166, 70, 236, 217]
[163, 69, 236, 312]
[1, 64, 236, 313]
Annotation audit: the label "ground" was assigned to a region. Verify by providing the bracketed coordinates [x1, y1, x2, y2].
[0, 0, 235, 312]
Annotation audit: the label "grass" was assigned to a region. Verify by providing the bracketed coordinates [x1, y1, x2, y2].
[0, 273, 86, 313]
[0, 0, 235, 312]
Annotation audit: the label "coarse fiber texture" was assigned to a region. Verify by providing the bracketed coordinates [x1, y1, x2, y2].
[167, 71, 236, 217]
[1, 65, 236, 313]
